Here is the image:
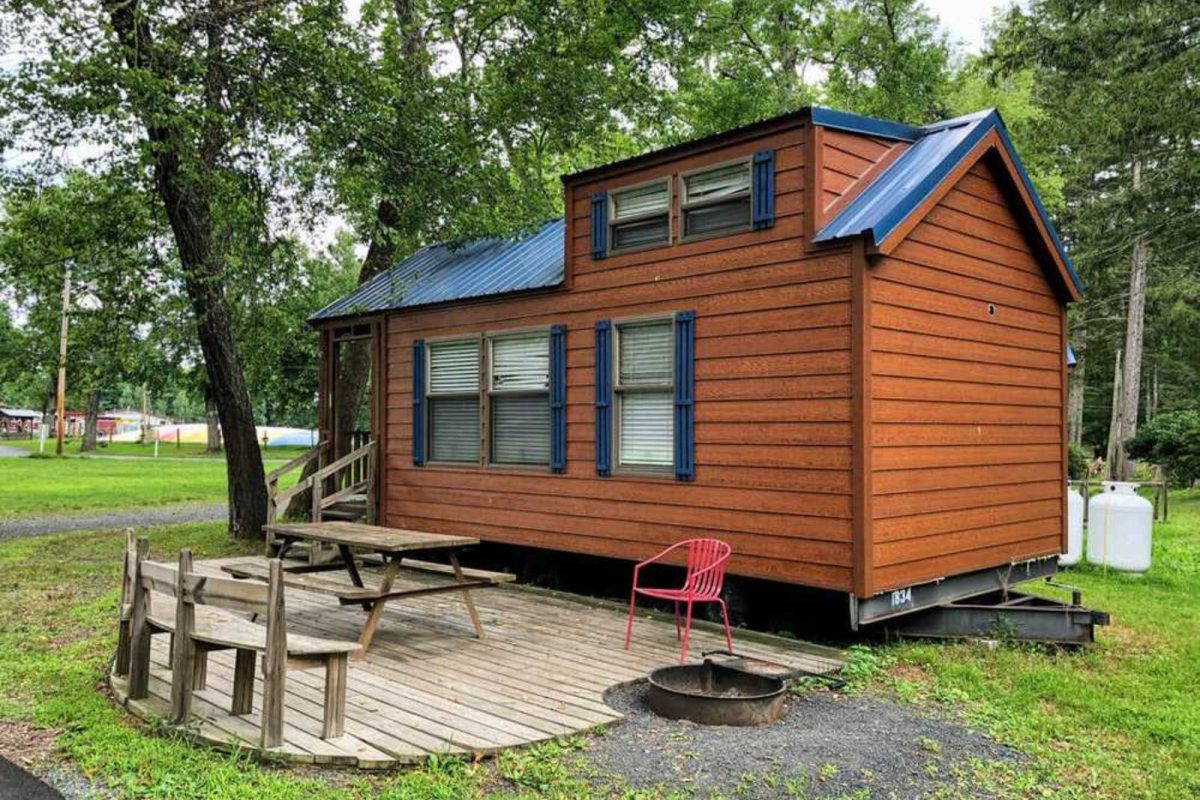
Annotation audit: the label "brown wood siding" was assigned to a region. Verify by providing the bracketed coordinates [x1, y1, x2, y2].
[817, 128, 909, 228]
[867, 160, 1066, 591]
[382, 120, 858, 591]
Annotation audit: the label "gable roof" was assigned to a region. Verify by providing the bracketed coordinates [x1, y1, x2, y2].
[309, 218, 564, 322]
[812, 108, 1083, 299]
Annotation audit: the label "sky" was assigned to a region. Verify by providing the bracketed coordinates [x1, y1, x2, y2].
[924, 0, 1010, 55]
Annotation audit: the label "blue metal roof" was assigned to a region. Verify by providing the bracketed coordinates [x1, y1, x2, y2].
[813, 109, 1083, 296]
[310, 218, 565, 322]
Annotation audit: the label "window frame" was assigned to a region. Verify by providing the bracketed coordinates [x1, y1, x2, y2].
[678, 156, 754, 243]
[612, 314, 676, 476]
[423, 334, 483, 466]
[607, 176, 673, 255]
[486, 327, 553, 470]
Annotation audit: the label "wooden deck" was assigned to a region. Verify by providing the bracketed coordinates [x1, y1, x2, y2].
[109, 556, 845, 768]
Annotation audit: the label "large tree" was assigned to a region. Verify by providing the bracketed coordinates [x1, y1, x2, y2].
[988, 0, 1200, 475]
[2, 0, 357, 536]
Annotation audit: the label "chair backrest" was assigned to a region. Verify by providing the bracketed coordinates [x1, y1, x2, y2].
[683, 538, 731, 599]
[135, 545, 275, 618]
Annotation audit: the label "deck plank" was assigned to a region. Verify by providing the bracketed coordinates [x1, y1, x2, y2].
[109, 556, 846, 767]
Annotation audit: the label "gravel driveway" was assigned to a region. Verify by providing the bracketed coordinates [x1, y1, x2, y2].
[0, 502, 227, 541]
[583, 682, 1021, 799]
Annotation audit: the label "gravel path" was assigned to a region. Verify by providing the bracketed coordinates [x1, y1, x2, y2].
[0, 502, 227, 541]
[0, 444, 30, 458]
[583, 682, 1020, 799]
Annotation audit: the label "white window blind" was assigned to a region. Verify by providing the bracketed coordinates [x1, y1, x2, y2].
[685, 162, 750, 201]
[429, 340, 479, 393]
[491, 333, 549, 390]
[616, 320, 674, 469]
[619, 321, 673, 386]
[489, 332, 551, 467]
[683, 161, 752, 237]
[427, 339, 480, 463]
[619, 392, 673, 466]
[491, 395, 551, 465]
[612, 182, 668, 219]
[429, 398, 480, 462]
[611, 180, 670, 250]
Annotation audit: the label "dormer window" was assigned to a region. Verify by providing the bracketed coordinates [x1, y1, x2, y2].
[681, 160, 752, 238]
[609, 179, 670, 252]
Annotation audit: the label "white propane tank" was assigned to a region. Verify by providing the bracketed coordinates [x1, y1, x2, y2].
[1061, 486, 1085, 566]
[1086, 481, 1153, 572]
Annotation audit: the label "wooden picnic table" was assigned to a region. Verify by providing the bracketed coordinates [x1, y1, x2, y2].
[229, 521, 511, 656]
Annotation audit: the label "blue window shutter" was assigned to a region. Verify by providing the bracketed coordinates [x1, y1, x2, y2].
[549, 325, 567, 474]
[412, 338, 425, 466]
[752, 149, 775, 230]
[594, 320, 612, 476]
[673, 312, 695, 481]
[590, 192, 608, 260]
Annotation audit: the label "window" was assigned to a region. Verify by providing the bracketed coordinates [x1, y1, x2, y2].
[489, 331, 550, 466]
[609, 179, 670, 251]
[681, 160, 752, 238]
[614, 319, 674, 469]
[426, 339, 480, 463]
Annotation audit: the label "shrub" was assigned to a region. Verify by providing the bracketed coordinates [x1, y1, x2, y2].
[1067, 442, 1092, 479]
[1126, 409, 1200, 487]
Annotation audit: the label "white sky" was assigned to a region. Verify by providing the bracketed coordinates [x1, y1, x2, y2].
[923, 0, 1012, 55]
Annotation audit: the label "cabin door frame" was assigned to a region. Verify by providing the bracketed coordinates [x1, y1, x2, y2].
[317, 317, 384, 522]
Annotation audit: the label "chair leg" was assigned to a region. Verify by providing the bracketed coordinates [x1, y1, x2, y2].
[717, 599, 734, 654]
[680, 599, 695, 663]
[192, 649, 208, 690]
[673, 602, 681, 641]
[624, 587, 637, 651]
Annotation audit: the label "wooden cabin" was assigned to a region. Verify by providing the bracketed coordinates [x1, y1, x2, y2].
[309, 107, 1082, 623]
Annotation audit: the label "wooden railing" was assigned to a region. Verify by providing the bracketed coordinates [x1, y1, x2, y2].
[265, 441, 327, 524]
[265, 439, 377, 525]
[309, 440, 376, 523]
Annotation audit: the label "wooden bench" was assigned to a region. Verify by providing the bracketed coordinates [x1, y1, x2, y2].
[222, 557, 516, 606]
[114, 539, 359, 747]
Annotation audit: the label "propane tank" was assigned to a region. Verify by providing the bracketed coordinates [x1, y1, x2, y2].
[1086, 481, 1153, 572]
[1061, 485, 1085, 566]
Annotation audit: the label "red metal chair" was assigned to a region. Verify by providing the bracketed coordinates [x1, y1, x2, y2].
[624, 538, 734, 663]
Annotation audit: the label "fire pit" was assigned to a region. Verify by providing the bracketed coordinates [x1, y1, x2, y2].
[647, 657, 786, 726]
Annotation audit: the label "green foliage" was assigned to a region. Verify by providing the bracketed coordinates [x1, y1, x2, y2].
[1127, 410, 1200, 487]
[1068, 442, 1092, 480]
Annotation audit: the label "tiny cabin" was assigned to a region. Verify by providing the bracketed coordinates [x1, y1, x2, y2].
[310, 107, 1082, 626]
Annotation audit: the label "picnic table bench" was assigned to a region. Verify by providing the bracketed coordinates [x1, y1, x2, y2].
[228, 521, 515, 656]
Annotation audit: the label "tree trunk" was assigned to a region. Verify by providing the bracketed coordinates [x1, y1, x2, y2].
[205, 384, 222, 453]
[80, 389, 101, 452]
[105, 0, 266, 539]
[1067, 327, 1085, 445]
[1105, 348, 1123, 480]
[1113, 160, 1150, 480]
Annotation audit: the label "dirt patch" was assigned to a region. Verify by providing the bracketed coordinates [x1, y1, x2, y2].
[584, 682, 1023, 799]
[0, 721, 58, 769]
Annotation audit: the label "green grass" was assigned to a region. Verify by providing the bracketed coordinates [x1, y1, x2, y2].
[0, 457, 231, 519]
[856, 491, 1200, 799]
[0, 497, 1198, 798]
[2, 437, 311, 461]
[0, 444, 311, 519]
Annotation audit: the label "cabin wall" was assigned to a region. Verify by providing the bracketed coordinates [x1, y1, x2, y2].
[866, 159, 1067, 592]
[814, 127, 909, 230]
[382, 119, 861, 591]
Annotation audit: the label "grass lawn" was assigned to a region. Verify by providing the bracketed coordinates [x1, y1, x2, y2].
[0, 497, 1196, 798]
[2, 437, 311, 461]
[0, 445, 310, 519]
